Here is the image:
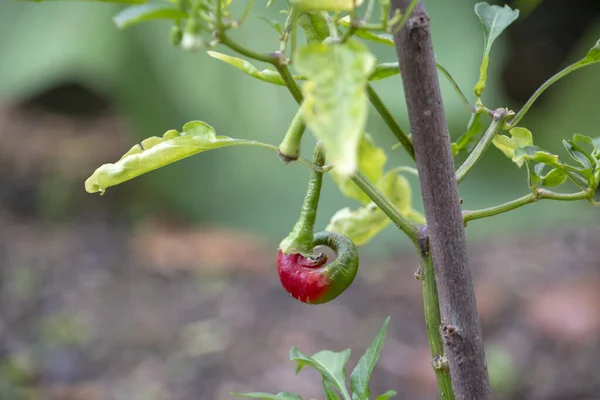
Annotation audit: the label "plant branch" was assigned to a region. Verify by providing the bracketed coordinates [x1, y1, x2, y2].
[435, 62, 474, 113]
[219, 34, 278, 64]
[350, 171, 419, 245]
[507, 62, 585, 129]
[418, 245, 454, 400]
[390, 1, 491, 399]
[455, 108, 510, 184]
[273, 58, 304, 104]
[462, 189, 590, 223]
[366, 84, 415, 161]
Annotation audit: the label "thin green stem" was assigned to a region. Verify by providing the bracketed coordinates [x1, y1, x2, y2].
[350, 170, 419, 246]
[219, 34, 277, 64]
[455, 108, 510, 184]
[238, 141, 332, 172]
[340, 0, 358, 43]
[418, 250, 454, 400]
[366, 84, 415, 161]
[364, 0, 376, 22]
[279, 144, 326, 255]
[462, 189, 590, 223]
[274, 61, 304, 104]
[507, 62, 584, 129]
[435, 62, 474, 113]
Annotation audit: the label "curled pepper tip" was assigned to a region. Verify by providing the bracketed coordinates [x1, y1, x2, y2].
[277, 231, 359, 305]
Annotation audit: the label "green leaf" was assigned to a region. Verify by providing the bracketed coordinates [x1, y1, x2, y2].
[572, 133, 600, 158]
[17, 0, 146, 3]
[374, 390, 397, 400]
[326, 204, 391, 247]
[113, 2, 186, 29]
[474, 2, 519, 57]
[350, 317, 390, 400]
[290, 347, 351, 400]
[492, 126, 534, 167]
[369, 63, 400, 81]
[85, 121, 269, 194]
[295, 39, 376, 175]
[230, 392, 303, 400]
[259, 16, 284, 35]
[291, 0, 364, 12]
[207, 52, 287, 86]
[473, 2, 519, 95]
[326, 170, 424, 246]
[514, 146, 561, 168]
[329, 133, 387, 205]
[323, 381, 342, 400]
[540, 168, 568, 187]
[298, 12, 331, 43]
[339, 17, 394, 46]
[563, 139, 594, 169]
[577, 39, 600, 67]
[453, 113, 484, 155]
[377, 168, 415, 215]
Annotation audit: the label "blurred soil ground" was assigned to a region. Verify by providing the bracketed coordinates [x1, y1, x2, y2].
[1, 98, 600, 400]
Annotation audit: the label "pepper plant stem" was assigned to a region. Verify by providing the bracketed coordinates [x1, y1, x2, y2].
[455, 108, 509, 184]
[350, 171, 419, 246]
[418, 249, 454, 400]
[391, 1, 491, 398]
[366, 84, 415, 161]
[462, 189, 590, 223]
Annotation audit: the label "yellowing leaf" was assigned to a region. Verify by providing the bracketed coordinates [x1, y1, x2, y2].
[326, 169, 424, 246]
[207, 52, 287, 85]
[291, 0, 364, 12]
[85, 121, 268, 194]
[295, 39, 376, 175]
[492, 126, 533, 167]
[329, 133, 386, 205]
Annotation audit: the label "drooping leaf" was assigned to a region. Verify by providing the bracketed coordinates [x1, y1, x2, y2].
[230, 392, 303, 400]
[289, 347, 351, 400]
[540, 168, 568, 187]
[85, 121, 270, 194]
[207, 52, 287, 85]
[329, 133, 387, 205]
[295, 39, 376, 175]
[369, 63, 400, 81]
[374, 390, 398, 400]
[113, 2, 187, 29]
[291, 0, 364, 12]
[350, 317, 390, 400]
[474, 3, 520, 56]
[453, 113, 484, 155]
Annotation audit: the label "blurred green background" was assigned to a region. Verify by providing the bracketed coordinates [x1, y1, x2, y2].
[2, 1, 600, 400]
[1, 0, 598, 258]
